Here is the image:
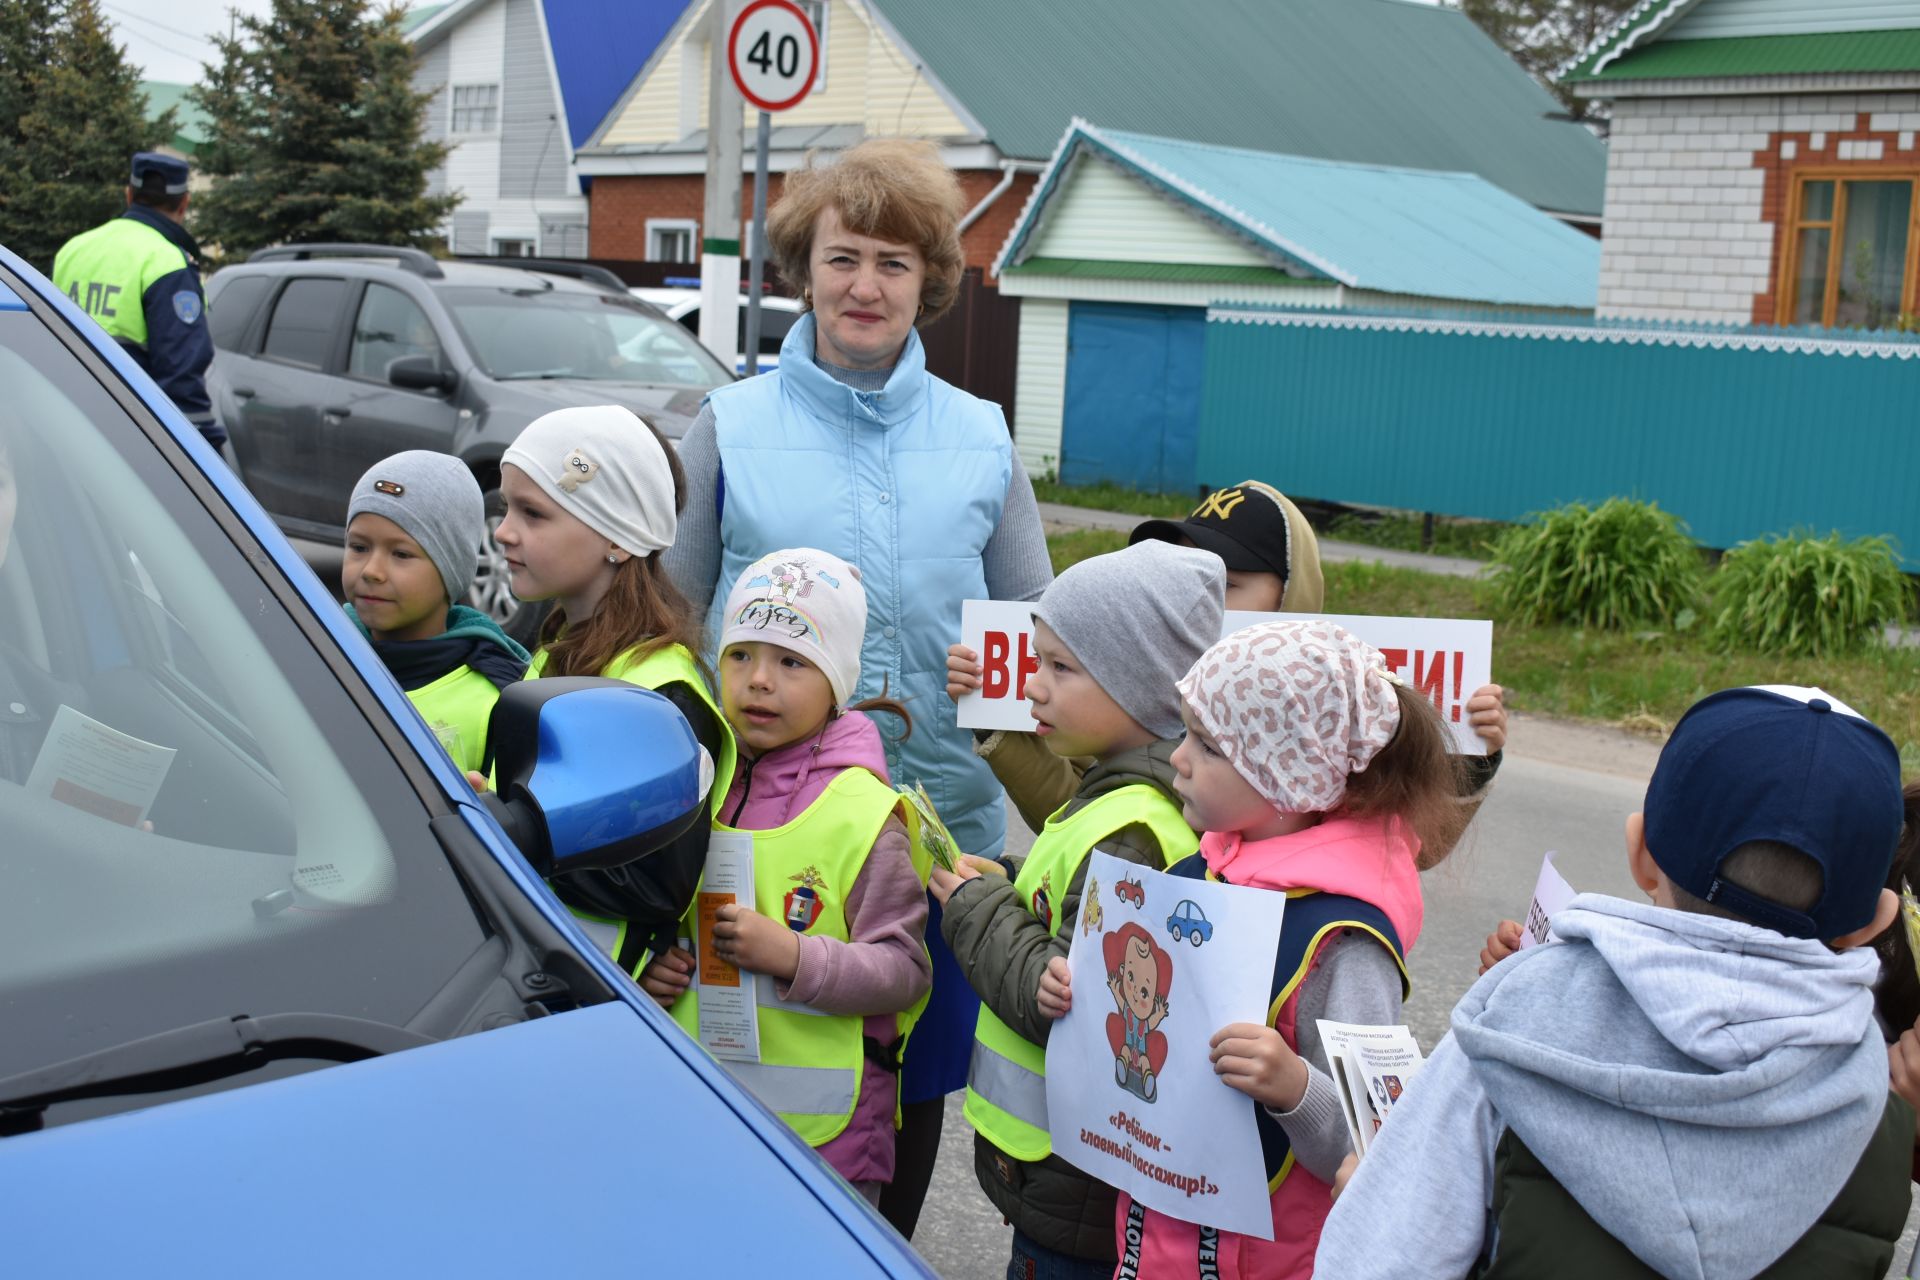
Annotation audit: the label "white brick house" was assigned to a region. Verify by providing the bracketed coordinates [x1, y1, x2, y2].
[1562, 0, 1920, 328]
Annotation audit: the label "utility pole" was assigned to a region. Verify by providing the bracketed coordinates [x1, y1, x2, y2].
[699, 0, 744, 370]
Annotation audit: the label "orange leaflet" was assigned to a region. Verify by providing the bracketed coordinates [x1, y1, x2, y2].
[697, 892, 741, 988]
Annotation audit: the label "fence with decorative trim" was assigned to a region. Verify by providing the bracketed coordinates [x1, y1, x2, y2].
[1197, 306, 1920, 568]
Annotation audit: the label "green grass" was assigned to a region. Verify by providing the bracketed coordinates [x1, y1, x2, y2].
[1045, 538, 1920, 767]
[1323, 511, 1505, 561]
[1031, 478, 1192, 520]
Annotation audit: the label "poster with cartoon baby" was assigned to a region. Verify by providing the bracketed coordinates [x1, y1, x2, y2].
[1045, 850, 1286, 1239]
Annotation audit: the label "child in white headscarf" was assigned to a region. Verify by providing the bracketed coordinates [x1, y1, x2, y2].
[1035, 619, 1469, 1280]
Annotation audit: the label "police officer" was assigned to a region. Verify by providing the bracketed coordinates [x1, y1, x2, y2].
[53, 153, 222, 449]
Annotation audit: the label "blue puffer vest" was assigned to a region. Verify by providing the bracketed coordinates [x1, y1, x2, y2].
[704, 313, 1012, 864]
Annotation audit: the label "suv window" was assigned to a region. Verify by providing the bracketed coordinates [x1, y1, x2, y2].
[349, 283, 442, 382]
[440, 285, 730, 386]
[206, 273, 272, 352]
[0, 312, 486, 1097]
[261, 277, 349, 369]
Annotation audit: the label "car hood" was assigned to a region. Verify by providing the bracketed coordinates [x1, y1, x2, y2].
[1, 1002, 928, 1276]
[481, 379, 711, 439]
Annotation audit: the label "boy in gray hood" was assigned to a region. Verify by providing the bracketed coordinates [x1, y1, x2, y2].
[1317, 684, 1912, 1280]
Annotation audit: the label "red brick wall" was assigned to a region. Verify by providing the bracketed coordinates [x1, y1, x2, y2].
[589, 169, 1038, 278]
[1751, 113, 1920, 325]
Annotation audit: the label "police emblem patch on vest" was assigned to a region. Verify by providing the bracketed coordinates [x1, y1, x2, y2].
[784, 865, 828, 931]
[172, 290, 202, 324]
[1032, 870, 1054, 932]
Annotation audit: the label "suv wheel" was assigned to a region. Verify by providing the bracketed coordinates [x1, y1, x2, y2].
[467, 483, 518, 622]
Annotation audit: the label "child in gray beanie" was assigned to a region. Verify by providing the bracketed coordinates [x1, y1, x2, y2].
[927, 539, 1223, 1275]
[343, 450, 529, 774]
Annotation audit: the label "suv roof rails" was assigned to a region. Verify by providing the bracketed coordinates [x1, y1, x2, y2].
[457, 257, 630, 294]
[248, 243, 445, 279]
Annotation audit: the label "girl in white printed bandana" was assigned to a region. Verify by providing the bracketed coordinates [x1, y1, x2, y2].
[1034, 620, 1470, 1280]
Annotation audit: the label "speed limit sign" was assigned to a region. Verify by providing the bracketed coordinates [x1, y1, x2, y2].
[728, 0, 819, 114]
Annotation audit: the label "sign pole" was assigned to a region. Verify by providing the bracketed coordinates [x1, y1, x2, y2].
[701, 0, 745, 371]
[744, 109, 771, 377]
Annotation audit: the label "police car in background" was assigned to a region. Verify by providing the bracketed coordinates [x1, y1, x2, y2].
[0, 243, 930, 1275]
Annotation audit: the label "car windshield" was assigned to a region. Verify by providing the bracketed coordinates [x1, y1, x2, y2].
[440, 285, 731, 386]
[0, 300, 487, 1098]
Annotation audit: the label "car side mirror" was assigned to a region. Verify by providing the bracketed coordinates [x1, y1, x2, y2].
[389, 354, 456, 393]
[481, 677, 707, 877]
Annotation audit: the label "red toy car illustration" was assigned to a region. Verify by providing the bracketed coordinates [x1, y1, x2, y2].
[1114, 876, 1146, 908]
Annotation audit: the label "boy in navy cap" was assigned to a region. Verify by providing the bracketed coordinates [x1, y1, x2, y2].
[53, 152, 220, 448]
[1318, 685, 1913, 1280]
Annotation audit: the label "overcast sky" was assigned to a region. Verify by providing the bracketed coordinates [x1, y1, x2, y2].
[112, 0, 1446, 85]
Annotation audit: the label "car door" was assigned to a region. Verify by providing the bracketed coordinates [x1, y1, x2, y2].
[237, 275, 355, 531]
[328, 282, 463, 530]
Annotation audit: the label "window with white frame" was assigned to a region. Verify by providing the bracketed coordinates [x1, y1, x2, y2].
[647, 219, 697, 264]
[492, 238, 534, 258]
[796, 0, 827, 91]
[450, 84, 499, 134]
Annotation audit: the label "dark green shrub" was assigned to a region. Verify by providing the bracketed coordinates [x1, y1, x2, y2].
[1710, 530, 1913, 657]
[1490, 498, 1706, 630]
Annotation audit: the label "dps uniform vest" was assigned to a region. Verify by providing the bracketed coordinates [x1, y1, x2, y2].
[965, 785, 1200, 1162]
[53, 214, 191, 349]
[407, 664, 500, 776]
[669, 766, 932, 1145]
[1469, 1093, 1915, 1280]
[1118, 855, 1410, 1280]
[528, 642, 737, 972]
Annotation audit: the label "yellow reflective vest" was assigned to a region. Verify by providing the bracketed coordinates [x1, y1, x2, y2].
[407, 664, 500, 775]
[964, 784, 1198, 1162]
[528, 643, 737, 970]
[670, 766, 931, 1146]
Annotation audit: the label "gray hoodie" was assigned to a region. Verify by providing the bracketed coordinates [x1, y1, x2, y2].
[1315, 893, 1890, 1280]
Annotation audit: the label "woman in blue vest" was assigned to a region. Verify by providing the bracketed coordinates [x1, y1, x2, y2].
[662, 137, 1053, 1237]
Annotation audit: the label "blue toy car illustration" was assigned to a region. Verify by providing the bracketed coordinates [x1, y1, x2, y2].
[1167, 899, 1214, 946]
[0, 243, 930, 1276]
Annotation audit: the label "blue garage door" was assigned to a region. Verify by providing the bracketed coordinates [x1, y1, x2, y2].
[1061, 302, 1203, 494]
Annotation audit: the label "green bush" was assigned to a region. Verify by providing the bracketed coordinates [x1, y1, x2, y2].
[1490, 498, 1706, 630]
[1709, 530, 1913, 657]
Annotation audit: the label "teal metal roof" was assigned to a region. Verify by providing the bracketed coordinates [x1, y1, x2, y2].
[1580, 28, 1920, 79]
[869, 0, 1606, 218]
[139, 81, 208, 156]
[997, 124, 1601, 311]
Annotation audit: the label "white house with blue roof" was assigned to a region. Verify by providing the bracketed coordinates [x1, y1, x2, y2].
[993, 121, 1603, 492]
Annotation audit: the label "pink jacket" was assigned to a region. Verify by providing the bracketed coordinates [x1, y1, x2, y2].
[1120, 813, 1423, 1280]
[719, 710, 931, 1185]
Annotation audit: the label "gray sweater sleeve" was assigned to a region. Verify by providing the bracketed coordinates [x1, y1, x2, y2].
[660, 404, 722, 614]
[1312, 1033, 1502, 1278]
[1264, 930, 1406, 1184]
[983, 453, 1053, 604]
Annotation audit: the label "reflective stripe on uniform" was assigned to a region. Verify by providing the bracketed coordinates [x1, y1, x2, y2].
[968, 1037, 1049, 1131]
[758, 979, 831, 1016]
[723, 1061, 859, 1118]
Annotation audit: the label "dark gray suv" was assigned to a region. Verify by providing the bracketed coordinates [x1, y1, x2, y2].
[205, 246, 732, 618]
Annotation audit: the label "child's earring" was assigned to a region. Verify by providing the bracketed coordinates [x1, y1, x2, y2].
[606, 552, 618, 564]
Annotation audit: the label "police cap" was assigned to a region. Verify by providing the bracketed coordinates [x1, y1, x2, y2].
[131, 152, 191, 197]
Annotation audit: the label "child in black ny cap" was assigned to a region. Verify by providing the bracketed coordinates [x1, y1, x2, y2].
[1320, 684, 1913, 1280]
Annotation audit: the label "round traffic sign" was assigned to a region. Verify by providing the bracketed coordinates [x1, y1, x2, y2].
[728, 0, 819, 114]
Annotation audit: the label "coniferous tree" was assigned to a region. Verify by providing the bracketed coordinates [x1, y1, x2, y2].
[1461, 0, 1639, 119]
[0, 0, 172, 271]
[191, 0, 456, 258]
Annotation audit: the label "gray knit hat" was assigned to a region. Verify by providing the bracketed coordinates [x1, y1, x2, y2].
[347, 450, 485, 605]
[1032, 540, 1225, 740]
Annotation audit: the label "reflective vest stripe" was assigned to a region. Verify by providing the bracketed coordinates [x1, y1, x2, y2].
[758, 981, 830, 1016]
[723, 1061, 859, 1118]
[968, 1037, 1049, 1131]
[964, 783, 1198, 1162]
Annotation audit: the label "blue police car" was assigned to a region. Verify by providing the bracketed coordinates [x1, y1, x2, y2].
[0, 243, 930, 1276]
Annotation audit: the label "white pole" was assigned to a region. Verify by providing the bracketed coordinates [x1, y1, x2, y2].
[699, 0, 744, 371]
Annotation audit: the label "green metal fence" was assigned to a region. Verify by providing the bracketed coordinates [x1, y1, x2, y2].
[1198, 307, 1920, 567]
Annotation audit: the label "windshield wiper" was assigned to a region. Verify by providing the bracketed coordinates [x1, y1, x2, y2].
[496, 369, 579, 381]
[0, 1013, 436, 1137]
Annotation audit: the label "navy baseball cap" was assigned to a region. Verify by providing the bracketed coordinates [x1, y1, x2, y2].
[1644, 685, 1904, 939]
[131, 152, 190, 197]
[1131, 480, 1301, 579]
